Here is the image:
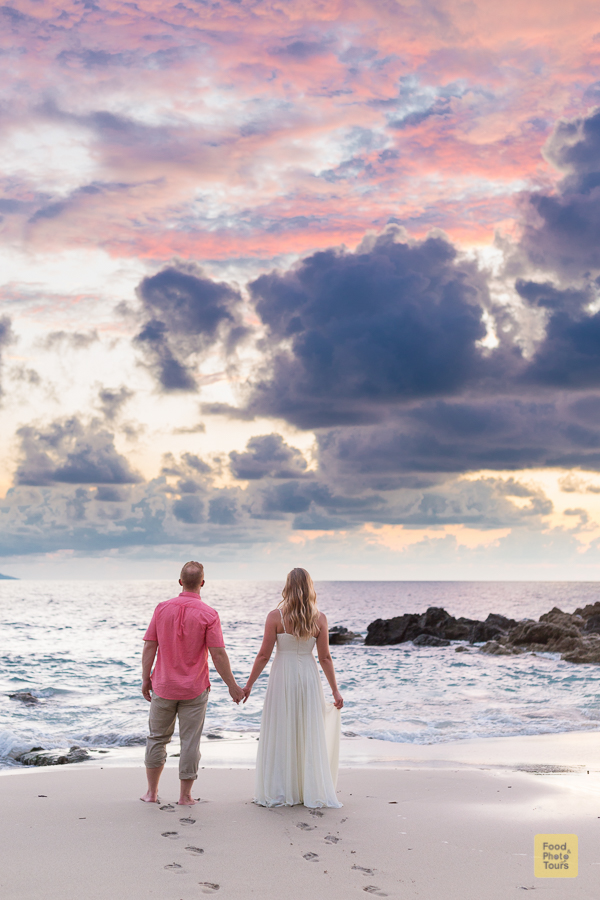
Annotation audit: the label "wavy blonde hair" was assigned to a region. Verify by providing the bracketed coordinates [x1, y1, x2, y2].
[278, 568, 320, 639]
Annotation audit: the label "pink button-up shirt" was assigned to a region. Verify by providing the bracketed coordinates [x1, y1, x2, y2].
[143, 591, 225, 700]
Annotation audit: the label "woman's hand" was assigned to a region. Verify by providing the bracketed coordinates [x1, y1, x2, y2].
[242, 683, 252, 703]
[332, 690, 343, 710]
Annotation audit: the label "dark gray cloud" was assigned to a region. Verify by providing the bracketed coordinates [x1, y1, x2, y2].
[317, 395, 600, 480]
[134, 264, 245, 392]
[15, 417, 142, 486]
[245, 228, 496, 428]
[229, 434, 308, 480]
[519, 107, 600, 276]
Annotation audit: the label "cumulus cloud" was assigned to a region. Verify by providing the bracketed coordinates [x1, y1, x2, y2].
[317, 395, 600, 481]
[245, 228, 495, 428]
[133, 264, 246, 391]
[229, 434, 308, 480]
[14, 417, 142, 487]
[520, 108, 600, 277]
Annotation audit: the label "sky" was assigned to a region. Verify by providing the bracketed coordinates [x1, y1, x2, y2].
[2, 0, 600, 580]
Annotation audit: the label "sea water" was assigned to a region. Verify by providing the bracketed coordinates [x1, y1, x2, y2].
[1, 580, 600, 767]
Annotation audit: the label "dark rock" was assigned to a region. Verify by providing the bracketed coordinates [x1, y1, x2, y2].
[17, 746, 91, 766]
[8, 691, 39, 705]
[365, 614, 420, 645]
[562, 638, 600, 664]
[485, 613, 518, 630]
[507, 620, 583, 653]
[412, 633, 450, 647]
[328, 626, 360, 644]
[469, 621, 507, 644]
[583, 614, 600, 634]
[539, 607, 584, 629]
[573, 601, 600, 619]
[454, 645, 470, 652]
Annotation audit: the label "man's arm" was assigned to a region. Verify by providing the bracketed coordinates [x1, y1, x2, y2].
[142, 640, 158, 702]
[208, 647, 245, 703]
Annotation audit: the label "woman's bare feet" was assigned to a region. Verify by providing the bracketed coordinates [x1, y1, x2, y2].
[140, 790, 159, 803]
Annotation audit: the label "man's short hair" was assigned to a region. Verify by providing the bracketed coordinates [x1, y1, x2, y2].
[180, 560, 204, 590]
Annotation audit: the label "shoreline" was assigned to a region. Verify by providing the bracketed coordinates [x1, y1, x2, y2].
[3, 728, 600, 774]
[1, 737, 599, 899]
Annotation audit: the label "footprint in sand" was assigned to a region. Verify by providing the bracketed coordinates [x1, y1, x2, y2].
[309, 809, 324, 818]
[179, 817, 196, 825]
[324, 835, 340, 843]
[164, 863, 184, 872]
[185, 846, 204, 855]
[198, 882, 220, 894]
[160, 804, 175, 811]
[363, 887, 387, 897]
[352, 865, 374, 875]
[303, 852, 319, 862]
[296, 822, 316, 831]
[161, 831, 179, 840]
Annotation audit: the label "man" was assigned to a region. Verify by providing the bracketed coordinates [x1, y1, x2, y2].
[140, 560, 244, 805]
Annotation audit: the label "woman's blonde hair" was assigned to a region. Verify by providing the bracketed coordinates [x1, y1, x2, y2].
[278, 567, 320, 639]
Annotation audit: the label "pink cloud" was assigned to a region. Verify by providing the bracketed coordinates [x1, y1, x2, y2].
[0, 0, 598, 263]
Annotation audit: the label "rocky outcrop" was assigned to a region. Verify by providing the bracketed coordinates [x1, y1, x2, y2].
[17, 746, 91, 766]
[8, 691, 39, 705]
[412, 633, 450, 647]
[365, 606, 516, 647]
[364, 601, 600, 664]
[328, 626, 360, 644]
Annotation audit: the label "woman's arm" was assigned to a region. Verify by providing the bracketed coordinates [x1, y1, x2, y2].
[243, 610, 279, 701]
[315, 613, 343, 709]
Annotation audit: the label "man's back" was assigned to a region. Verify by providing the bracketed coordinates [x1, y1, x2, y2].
[144, 591, 225, 700]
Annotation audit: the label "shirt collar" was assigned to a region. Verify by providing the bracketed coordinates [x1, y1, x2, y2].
[179, 590, 201, 599]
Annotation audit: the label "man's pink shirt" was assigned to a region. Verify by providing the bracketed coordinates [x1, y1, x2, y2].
[143, 591, 225, 700]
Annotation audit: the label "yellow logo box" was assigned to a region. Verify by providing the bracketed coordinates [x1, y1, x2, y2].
[534, 834, 578, 878]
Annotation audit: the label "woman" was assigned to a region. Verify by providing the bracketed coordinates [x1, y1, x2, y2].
[243, 567, 343, 808]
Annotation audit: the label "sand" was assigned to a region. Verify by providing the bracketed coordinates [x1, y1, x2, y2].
[1, 733, 599, 899]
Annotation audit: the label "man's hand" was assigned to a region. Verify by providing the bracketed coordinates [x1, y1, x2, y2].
[142, 678, 153, 702]
[229, 682, 245, 704]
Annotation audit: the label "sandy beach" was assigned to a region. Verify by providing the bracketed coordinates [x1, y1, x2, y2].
[1, 733, 599, 900]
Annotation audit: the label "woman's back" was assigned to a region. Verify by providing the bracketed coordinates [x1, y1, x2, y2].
[245, 568, 343, 809]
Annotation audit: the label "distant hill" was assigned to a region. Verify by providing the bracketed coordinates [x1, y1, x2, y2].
[0, 573, 18, 580]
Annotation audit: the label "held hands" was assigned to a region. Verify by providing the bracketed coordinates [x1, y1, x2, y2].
[142, 678, 152, 702]
[242, 683, 252, 703]
[229, 682, 245, 704]
[333, 690, 344, 710]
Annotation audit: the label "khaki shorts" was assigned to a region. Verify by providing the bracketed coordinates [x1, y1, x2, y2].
[145, 689, 209, 781]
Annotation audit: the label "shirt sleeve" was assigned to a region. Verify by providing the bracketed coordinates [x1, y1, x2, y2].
[206, 611, 225, 648]
[143, 608, 158, 641]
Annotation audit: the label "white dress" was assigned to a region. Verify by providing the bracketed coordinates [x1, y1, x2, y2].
[254, 613, 342, 808]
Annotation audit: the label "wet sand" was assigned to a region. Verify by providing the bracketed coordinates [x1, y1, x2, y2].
[1, 732, 599, 899]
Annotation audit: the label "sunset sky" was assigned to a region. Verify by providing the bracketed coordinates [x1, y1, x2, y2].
[2, 0, 600, 579]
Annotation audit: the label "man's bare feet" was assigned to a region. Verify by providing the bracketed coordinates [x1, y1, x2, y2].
[140, 790, 159, 803]
[178, 796, 196, 805]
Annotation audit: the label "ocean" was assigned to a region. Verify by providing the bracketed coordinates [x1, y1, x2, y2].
[1, 580, 600, 768]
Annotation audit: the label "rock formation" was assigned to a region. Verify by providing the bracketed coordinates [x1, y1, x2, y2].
[364, 602, 600, 664]
[16, 746, 91, 766]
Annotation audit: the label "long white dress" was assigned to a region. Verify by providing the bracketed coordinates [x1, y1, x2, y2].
[254, 615, 342, 809]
